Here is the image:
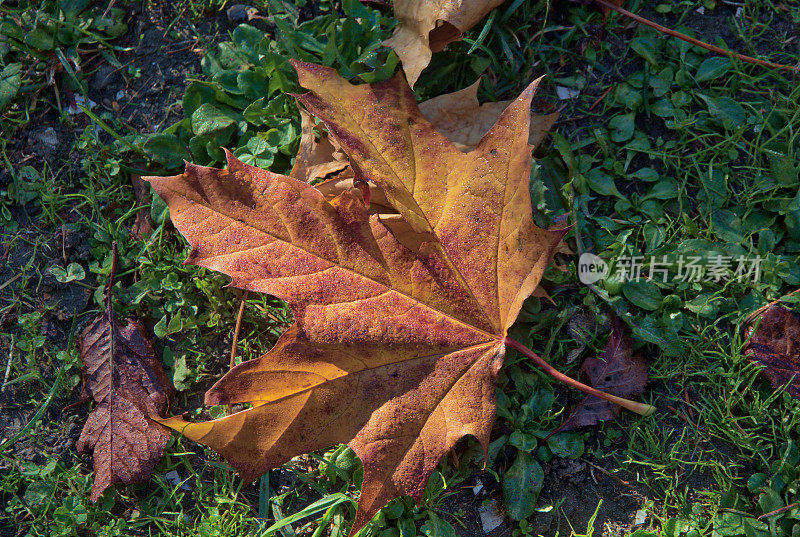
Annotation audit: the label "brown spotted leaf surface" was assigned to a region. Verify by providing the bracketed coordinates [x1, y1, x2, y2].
[76, 307, 174, 502]
[562, 314, 648, 430]
[294, 79, 558, 186]
[745, 304, 800, 398]
[148, 61, 565, 532]
[418, 80, 559, 152]
[384, 0, 505, 87]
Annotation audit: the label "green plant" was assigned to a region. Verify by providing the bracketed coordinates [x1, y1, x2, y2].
[144, 0, 398, 171]
[0, 0, 128, 129]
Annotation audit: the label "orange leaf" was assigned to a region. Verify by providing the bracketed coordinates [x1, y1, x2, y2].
[148, 61, 565, 532]
[290, 107, 350, 182]
[384, 0, 505, 87]
[418, 80, 559, 152]
[296, 79, 559, 186]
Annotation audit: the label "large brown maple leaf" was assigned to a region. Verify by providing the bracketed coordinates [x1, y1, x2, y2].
[149, 61, 567, 531]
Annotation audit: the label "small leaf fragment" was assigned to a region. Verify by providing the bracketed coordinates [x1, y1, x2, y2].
[290, 107, 349, 182]
[418, 79, 558, 152]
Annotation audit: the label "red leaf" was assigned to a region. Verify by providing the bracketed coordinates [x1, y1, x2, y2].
[562, 315, 648, 430]
[76, 305, 174, 502]
[745, 304, 800, 398]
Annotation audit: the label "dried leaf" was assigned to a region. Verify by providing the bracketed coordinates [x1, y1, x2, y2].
[130, 175, 154, 240]
[76, 307, 174, 502]
[315, 175, 397, 215]
[418, 80, 559, 151]
[290, 108, 349, 182]
[562, 314, 648, 430]
[297, 80, 558, 207]
[745, 304, 800, 398]
[384, 0, 505, 87]
[148, 61, 565, 532]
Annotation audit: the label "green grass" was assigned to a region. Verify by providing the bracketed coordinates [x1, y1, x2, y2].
[1, 0, 800, 536]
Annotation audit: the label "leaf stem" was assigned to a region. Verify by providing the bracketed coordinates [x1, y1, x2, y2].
[503, 337, 656, 417]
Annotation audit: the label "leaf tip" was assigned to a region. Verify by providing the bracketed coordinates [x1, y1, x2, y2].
[516, 75, 545, 105]
[291, 60, 336, 89]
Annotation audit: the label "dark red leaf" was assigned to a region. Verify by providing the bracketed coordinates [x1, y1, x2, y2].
[76, 306, 174, 502]
[745, 304, 800, 398]
[562, 314, 648, 430]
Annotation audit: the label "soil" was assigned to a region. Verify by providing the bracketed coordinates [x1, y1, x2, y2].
[0, 0, 216, 507]
[0, 1, 794, 536]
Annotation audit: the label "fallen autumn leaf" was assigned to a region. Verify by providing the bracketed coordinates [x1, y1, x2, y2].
[148, 61, 653, 533]
[293, 78, 558, 195]
[561, 313, 649, 430]
[384, 0, 505, 87]
[418, 79, 559, 152]
[76, 246, 174, 502]
[745, 304, 800, 398]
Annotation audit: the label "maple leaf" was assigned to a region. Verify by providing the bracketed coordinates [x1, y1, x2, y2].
[290, 107, 350, 183]
[293, 78, 559, 186]
[76, 262, 174, 502]
[561, 314, 648, 430]
[383, 0, 505, 87]
[418, 79, 559, 152]
[745, 304, 800, 398]
[148, 62, 652, 532]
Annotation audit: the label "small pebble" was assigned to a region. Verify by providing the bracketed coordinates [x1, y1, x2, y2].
[557, 86, 580, 100]
[37, 127, 58, 153]
[478, 500, 504, 533]
[227, 4, 262, 23]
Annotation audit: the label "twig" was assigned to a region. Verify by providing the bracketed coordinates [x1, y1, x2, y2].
[758, 502, 799, 520]
[594, 0, 800, 73]
[589, 87, 613, 111]
[107, 242, 118, 301]
[583, 460, 634, 488]
[100, 0, 117, 20]
[230, 291, 249, 370]
[0, 273, 22, 292]
[1, 336, 13, 393]
[62, 224, 67, 264]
